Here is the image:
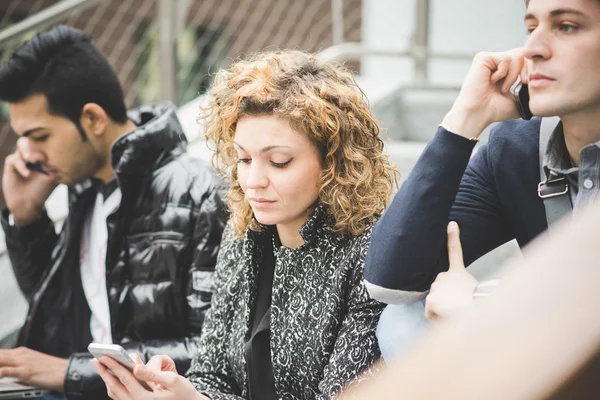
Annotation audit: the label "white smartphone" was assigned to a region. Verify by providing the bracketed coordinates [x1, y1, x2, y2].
[88, 343, 137, 371]
[88, 343, 153, 390]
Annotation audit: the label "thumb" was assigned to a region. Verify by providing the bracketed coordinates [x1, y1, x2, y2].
[134, 365, 177, 388]
[447, 221, 465, 271]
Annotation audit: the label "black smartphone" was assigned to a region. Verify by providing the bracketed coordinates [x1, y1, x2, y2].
[515, 83, 533, 120]
[25, 161, 48, 175]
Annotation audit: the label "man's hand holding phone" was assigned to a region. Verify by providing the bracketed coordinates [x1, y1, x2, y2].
[3, 137, 57, 226]
[441, 48, 530, 140]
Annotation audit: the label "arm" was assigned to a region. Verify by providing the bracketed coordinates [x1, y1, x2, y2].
[1, 209, 58, 301]
[364, 126, 512, 297]
[186, 186, 227, 333]
[317, 242, 386, 399]
[364, 49, 528, 300]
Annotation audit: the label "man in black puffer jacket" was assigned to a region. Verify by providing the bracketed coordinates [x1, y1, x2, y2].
[0, 26, 226, 399]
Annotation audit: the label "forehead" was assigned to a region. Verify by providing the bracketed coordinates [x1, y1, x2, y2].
[234, 114, 309, 149]
[526, 0, 600, 16]
[8, 93, 62, 135]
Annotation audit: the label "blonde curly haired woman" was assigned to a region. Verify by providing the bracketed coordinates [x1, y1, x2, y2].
[93, 50, 398, 400]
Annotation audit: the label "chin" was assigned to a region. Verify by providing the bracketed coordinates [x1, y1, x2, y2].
[252, 210, 282, 226]
[529, 101, 560, 118]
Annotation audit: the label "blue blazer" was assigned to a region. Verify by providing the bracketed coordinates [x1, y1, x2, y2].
[364, 118, 548, 296]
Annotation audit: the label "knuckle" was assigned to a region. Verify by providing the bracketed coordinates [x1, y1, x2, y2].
[474, 51, 488, 61]
[4, 155, 14, 168]
[165, 373, 178, 386]
[150, 355, 162, 363]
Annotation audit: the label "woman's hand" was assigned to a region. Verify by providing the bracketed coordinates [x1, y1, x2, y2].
[92, 356, 208, 400]
[129, 354, 177, 391]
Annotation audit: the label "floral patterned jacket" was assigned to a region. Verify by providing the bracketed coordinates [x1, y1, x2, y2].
[186, 205, 384, 399]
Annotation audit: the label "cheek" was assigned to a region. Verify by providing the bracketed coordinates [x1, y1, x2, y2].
[275, 166, 321, 201]
[236, 166, 248, 192]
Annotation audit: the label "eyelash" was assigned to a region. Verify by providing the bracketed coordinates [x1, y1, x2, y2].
[526, 23, 580, 34]
[559, 23, 579, 33]
[235, 158, 292, 168]
[32, 135, 48, 143]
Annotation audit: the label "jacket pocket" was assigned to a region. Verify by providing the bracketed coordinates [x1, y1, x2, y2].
[127, 231, 187, 282]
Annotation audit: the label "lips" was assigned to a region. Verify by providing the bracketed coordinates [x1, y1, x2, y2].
[249, 197, 276, 203]
[529, 73, 553, 81]
[528, 73, 555, 89]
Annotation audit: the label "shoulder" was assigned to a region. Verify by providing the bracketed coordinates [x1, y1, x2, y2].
[333, 223, 376, 268]
[151, 154, 225, 204]
[486, 118, 541, 159]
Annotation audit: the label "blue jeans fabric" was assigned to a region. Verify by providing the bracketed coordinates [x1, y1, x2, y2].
[376, 300, 430, 361]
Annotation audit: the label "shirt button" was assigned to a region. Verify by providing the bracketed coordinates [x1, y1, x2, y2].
[584, 179, 594, 189]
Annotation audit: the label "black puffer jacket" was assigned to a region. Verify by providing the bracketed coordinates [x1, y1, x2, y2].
[1, 103, 226, 399]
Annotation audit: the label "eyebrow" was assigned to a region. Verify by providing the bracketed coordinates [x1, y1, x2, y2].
[19, 127, 46, 138]
[525, 8, 587, 21]
[233, 142, 293, 153]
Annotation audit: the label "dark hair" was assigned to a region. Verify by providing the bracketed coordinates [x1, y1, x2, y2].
[0, 25, 128, 139]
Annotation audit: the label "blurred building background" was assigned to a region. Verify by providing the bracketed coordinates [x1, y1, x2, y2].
[0, 0, 527, 343]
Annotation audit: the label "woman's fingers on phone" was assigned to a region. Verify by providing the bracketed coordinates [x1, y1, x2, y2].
[92, 358, 132, 400]
[147, 355, 177, 373]
[128, 353, 161, 391]
[129, 353, 144, 365]
[133, 365, 178, 389]
[99, 356, 146, 396]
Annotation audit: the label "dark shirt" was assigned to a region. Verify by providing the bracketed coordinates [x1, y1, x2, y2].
[364, 120, 550, 301]
[92, 177, 119, 201]
[244, 229, 278, 400]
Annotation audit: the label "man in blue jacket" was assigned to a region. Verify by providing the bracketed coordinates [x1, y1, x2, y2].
[365, 0, 600, 358]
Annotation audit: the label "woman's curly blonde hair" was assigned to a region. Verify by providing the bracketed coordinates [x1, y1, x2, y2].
[202, 50, 399, 238]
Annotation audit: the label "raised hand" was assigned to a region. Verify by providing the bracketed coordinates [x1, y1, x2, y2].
[425, 222, 479, 322]
[3, 137, 58, 225]
[441, 49, 529, 140]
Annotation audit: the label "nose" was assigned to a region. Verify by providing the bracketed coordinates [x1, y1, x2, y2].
[244, 161, 269, 190]
[16, 137, 46, 164]
[523, 27, 552, 62]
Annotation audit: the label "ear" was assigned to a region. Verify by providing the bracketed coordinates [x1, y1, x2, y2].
[80, 103, 108, 137]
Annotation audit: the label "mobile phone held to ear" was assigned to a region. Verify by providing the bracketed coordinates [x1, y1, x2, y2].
[88, 343, 153, 390]
[25, 161, 48, 175]
[515, 83, 534, 120]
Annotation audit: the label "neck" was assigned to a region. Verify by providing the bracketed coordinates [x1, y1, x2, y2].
[94, 120, 137, 183]
[276, 218, 308, 249]
[561, 111, 600, 167]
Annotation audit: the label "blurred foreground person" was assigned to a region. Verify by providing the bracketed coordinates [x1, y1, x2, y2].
[93, 50, 398, 400]
[0, 25, 226, 399]
[341, 198, 600, 399]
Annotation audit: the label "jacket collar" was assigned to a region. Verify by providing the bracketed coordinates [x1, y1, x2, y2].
[110, 102, 187, 179]
[70, 103, 186, 199]
[246, 203, 336, 248]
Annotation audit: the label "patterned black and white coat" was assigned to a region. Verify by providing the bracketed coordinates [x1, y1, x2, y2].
[186, 205, 384, 399]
